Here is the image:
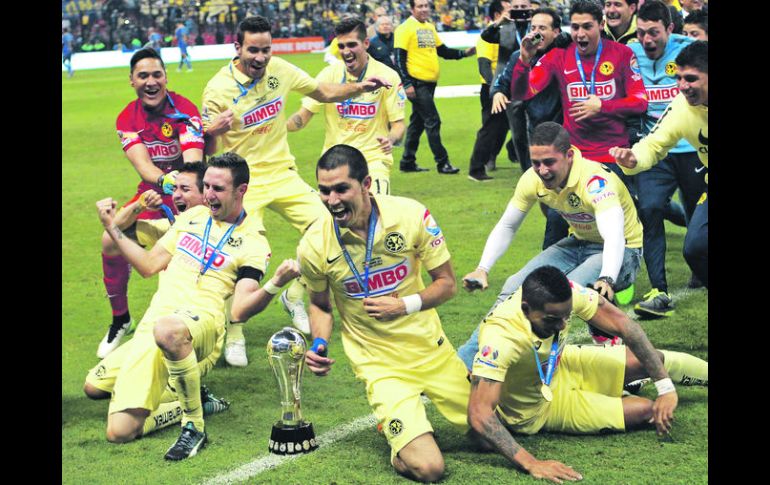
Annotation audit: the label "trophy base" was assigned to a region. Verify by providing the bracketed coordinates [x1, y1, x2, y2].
[268, 421, 318, 455]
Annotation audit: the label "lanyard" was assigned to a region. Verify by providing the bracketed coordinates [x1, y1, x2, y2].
[164, 93, 203, 137]
[160, 204, 175, 224]
[199, 209, 245, 278]
[532, 331, 561, 387]
[333, 204, 378, 297]
[514, 23, 530, 48]
[229, 62, 260, 105]
[574, 40, 603, 96]
[339, 63, 368, 115]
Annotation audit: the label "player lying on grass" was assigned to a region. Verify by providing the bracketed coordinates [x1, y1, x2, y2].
[467, 265, 708, 483]
[85, 153, 301, 461]
[96, 162, 207, 358]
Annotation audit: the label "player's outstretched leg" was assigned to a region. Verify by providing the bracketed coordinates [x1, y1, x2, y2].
[391, 433, 445, 483]
[625, 348, 708, 386]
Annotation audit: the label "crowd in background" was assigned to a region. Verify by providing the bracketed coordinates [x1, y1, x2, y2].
[61, 0, 572, 52]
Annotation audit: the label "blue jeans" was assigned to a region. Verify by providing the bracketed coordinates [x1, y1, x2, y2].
[683, 189, 708, 288]
[456, 236, 643, 370]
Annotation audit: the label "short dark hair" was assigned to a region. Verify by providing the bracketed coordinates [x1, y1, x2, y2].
[675, 40, 708, 73]
[570, 0, 604, 24]
[208, 152, 250, 187]
[237, 16, 272, 45]
[317, 144, 369, 183]
[335, 17, 367, 40]
[488, 0, 506, 18]
[637, 0, 672, 28]
[532, 7, 561, 30]
[179, 161, 208, 193]
[130, 47, 165, 73]
[530, 122, 571, 153]
[683, 10, 708, 35]
[522, 266, 573, 311]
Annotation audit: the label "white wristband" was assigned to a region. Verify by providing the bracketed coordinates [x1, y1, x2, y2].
[262, 280, 281, 295]
[402, 294, 423, 315]
[654, 377, 676, 396]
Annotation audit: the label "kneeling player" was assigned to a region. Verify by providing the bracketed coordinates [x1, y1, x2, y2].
[85, 153, 301, 460]
[467, 266, 708, 482]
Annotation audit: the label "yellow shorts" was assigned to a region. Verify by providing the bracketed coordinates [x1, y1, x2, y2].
[243, 167, 327, 234]
[364, 345, 470, 459]
[368, 161, 391, 195]
[85, 306, 223, 414]
[542, 344, 626, 434]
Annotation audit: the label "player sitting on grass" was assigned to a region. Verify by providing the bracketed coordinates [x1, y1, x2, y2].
[85, 153, 301, 460]
[96, 162, 207, 358]
[467, 265, 708, 483]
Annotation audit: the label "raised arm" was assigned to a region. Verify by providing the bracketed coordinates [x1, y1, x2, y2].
[307, 77, 392, 103]
[230, 259, 301, 323]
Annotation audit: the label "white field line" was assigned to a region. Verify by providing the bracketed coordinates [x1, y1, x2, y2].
[568, 286, 706, 344]
[202, 414, 378, 485]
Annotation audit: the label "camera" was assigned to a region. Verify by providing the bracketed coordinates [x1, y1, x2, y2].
[531, 32, 544, 45]
[509, 9, 532, 21]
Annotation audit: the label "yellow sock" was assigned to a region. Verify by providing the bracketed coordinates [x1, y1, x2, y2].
[165, 350, 204, 431]
[141, 401, 183, 436]
[227, 322, 245, 342]
[660, 350, 708, 386]
[160, 385, 176, 403]
[285, 278, 306, 304]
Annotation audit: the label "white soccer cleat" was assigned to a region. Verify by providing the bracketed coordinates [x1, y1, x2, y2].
[224, 339, 248, 367]
[96, 319, 134, 359]
[280, 290, 311, 334]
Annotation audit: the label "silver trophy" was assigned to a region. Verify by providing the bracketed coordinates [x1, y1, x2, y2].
[266, 327, 318, 455]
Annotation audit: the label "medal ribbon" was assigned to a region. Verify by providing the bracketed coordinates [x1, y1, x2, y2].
[160, 204, 176, 223]
[164, 93, 203, 137]
[199, 209, 246, 278]
[574, 40, 603, 96]
[514, 23, 530, 49]
[229, 62, 260, 105]
[532, 331, 561, 387]
[333, 203, 378, 297]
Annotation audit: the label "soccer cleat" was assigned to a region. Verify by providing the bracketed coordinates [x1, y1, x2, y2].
[201, 385, 231, 416]
[280, 290, 311, 334]
[224, 339, 248, 367]
[614, 283, 635, 306]
[623, 378, 651, 396]
[634, 289, 675, 319]
[164, 422, 207, 461]
[96, 319, 134, 359]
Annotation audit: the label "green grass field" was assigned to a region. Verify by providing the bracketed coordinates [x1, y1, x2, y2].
[62, 53, 707, 484]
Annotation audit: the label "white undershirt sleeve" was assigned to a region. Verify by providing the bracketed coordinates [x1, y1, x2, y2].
[477, 204, 528, 272]
[595, 206, 626, 282]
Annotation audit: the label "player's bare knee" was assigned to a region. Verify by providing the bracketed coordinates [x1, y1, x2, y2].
[105, 423, 141, 443]
[153, 318, 189, 353]
[83, 382, 109, 400]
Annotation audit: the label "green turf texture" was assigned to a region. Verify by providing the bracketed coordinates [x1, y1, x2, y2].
[62, 53, 707, 484]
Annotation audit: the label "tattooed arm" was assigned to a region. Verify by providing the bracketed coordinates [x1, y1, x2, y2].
[588, 295, 679, 434]
[286, 107, 315, 132]
[97, 197, 173, 277]
[468, 375, 583, 483]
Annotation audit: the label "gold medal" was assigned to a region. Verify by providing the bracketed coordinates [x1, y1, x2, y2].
[541, 384, 553, 402]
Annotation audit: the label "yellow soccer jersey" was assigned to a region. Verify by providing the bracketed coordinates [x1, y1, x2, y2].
[511, 147, 643, 248]
[301, 57, 406, 167]
[298, 195, 451, 374]
[394, 16, 443, 82]
[628, 93, 708, 179]
[136, 217, 171, 248]
[201, 57, 319, 181]
[476, 37, 498, 85]
[153, 205, 271, 321]
[472, 283, 599, 433]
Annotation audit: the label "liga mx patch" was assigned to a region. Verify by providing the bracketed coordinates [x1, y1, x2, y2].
[423, 209, 442, 237]
[586, 175, 608, 194]
[388, 418, 404, 436]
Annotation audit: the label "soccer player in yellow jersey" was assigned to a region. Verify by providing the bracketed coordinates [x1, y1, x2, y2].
[299, 145, 471, 482]
[287, 18, 406, 196]
[458, 122, 643, 366]
[394, 0, 476, 174]
[201, 16, 392, 364]
[611, 41, 708, 288]
[86, 153, 302, 460]
[467, 266, 708, 482]
[96, 162, 207, 358]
